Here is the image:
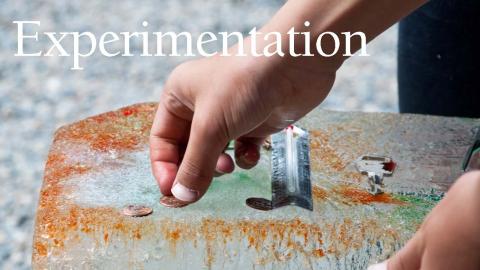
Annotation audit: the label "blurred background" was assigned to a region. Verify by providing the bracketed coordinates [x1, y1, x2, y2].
[0, 0, 397, 268]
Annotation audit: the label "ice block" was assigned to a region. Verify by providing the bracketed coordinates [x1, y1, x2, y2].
[32, 103, 480, 269]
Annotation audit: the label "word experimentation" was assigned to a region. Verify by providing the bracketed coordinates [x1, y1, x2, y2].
[13, 21, 369, 70]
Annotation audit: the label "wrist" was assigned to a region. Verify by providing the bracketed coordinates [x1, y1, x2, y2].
[234, 33, 343, 78]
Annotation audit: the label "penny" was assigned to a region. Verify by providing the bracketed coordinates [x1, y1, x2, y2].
[245, 197, 273, 211]
[122, 205, 153, 217]
[160, 196, 190, 208]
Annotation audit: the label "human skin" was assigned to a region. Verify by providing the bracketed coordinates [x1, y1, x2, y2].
[369, 171, 480, 270]
[150, 0, 478, 269]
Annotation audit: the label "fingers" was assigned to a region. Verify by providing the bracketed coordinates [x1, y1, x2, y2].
[171, 118, 230, 202]
[367, 262, 387, 270]
[387, 230, 424, 270]
[367, 231, 424, 270]
[378, 171, 480, 270]
[215, 152, 235, 176]
[149, 92, 191, 196]
[234, 137, 265, 169]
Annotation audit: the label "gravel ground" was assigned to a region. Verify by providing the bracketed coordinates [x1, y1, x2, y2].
[0, 0, 398, 268]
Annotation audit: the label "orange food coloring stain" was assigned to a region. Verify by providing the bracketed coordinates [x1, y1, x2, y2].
[335, 185, 405, 205]
[312, 249, 325, 257]
[45, 162, 91, 186]
[309, 130, 368, 183]
[312, 186, 328, 201]
[248, 236, 255, 248]
[45, 153, 66, 168]
[310, 130, 345, 171]
[182, 218, 329, 267]
[343, 171, 363, 182]
[89, 133, 140, 152]
[34, 203, 397, 268]
[53, 239, 64, 248]
[54, 103, 156, 152]
[164, 227, 182, 249]
[35, 242, 48, 257]
[133, 229, 142, 240]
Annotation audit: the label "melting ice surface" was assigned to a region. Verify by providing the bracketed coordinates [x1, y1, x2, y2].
[35, 105, 473, 269]
[63, 148, 416, 269]
[66, 150, 160, 207]
[57, 140, 444, 270]
[64, 145, 436, 226]
[64, 148, 298, 220]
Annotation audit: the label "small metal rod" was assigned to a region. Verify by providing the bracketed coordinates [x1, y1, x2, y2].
[286, 126, 299, 193]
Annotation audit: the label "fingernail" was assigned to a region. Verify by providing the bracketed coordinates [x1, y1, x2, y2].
[171, 183, 198, 202]
[215, 165, 232, 174]
[214, 170, 224, 177]
[368, 261, 387, 270]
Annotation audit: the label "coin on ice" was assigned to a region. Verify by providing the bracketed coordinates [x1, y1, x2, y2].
[122, 205, 153, 217]
[160, 196, 190, 208]
[245, 197, 273, 211]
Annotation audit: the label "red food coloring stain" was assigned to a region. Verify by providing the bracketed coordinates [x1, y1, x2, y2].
[122, 109, 135, 116]
[382, 161, 396, 173]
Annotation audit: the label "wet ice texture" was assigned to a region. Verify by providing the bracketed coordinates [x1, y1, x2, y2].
[47, 146, 406, 270]
[31, 103, 478, 269]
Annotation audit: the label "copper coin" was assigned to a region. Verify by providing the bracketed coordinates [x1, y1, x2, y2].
[160, 196, 190, 208]
[122, 205, 153, 217]
[246, 197, 273, 211]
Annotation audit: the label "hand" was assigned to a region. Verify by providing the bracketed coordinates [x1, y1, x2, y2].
[149, 54, 338, 202]
[149, 0, 427, 203]
[369, 171, 480, 270]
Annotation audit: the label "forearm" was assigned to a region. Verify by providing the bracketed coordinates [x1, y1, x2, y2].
[245, 0, 427, 69]
[274, 0, 426, 38]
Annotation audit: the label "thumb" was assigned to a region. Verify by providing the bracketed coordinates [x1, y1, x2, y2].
[171, 117, 229, 202]
[369, 230, 424, 270]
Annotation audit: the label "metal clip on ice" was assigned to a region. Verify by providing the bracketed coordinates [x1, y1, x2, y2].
[246, 125, 313, 211]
